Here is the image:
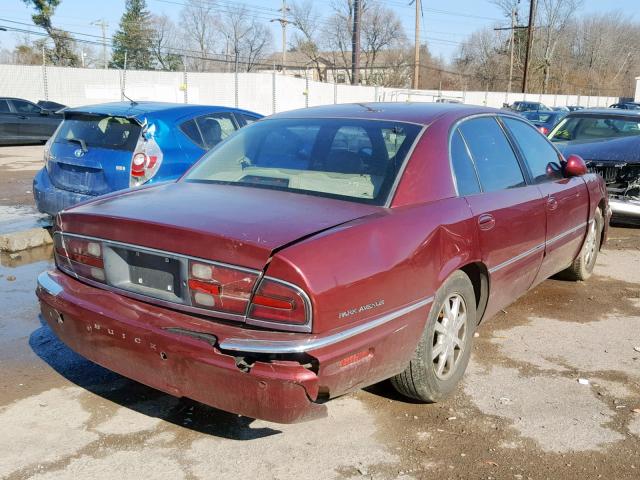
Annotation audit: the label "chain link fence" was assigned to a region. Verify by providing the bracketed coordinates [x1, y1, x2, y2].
[0, 64, 620, 115]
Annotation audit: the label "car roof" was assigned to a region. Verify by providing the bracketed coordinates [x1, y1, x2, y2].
[267, 102, 499, 126]
[566, 108, 640, 117]
[63, 101, 260, 121]
[0, 97, 38, 102]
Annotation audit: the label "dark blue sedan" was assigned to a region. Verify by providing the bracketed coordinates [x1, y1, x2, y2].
[33, 101, 262, 216]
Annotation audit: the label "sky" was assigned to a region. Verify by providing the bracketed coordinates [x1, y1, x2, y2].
[1, 0, 639, 63]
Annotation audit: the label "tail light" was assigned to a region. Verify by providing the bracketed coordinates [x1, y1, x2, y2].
[188, 260, 259, 315]
[130, 135, 163, 187]
[54, 234, 106, 283]
[538, 126, 549, 135]
[248, 278, 310, 326]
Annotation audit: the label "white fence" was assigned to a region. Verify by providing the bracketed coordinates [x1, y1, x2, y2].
[0, 64, 619, 115]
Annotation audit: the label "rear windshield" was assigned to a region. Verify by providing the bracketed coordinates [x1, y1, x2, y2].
[550, 115, 640, 142]
[183, 118, 421, 205]
[523, 111, 558, 123]
[54, 113, 141, 151]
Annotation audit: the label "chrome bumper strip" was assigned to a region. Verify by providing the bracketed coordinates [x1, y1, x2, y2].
[219, 296, 434, 354]
[609, 198, 640, 217]
[37, 271, 63, 297]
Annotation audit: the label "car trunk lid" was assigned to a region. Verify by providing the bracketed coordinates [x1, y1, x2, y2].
[47, 112, 142, 196]
[58, 182, 381, 270]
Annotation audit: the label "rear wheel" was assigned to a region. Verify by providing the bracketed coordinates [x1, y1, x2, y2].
[561, 208, 603, 281]
[391, 271, 476, 402]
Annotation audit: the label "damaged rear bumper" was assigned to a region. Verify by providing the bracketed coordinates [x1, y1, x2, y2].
[37, 270, 326, 423]
[33, 168, 96, 217]
[37, 269, 433, 423]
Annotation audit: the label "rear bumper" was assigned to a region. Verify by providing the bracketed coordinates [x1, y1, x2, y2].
[609, 196, 640, 218]
[37, 269, 431, 423]
[33, 168, 96, 216]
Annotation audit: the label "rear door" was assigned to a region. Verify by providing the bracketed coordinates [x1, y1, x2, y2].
[456, 116, 546, 319]
[10, 99, 57, 139]
[501, 116, 589, 282]
[48, 113, 142, 195]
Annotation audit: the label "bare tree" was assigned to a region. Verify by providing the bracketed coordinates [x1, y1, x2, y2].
[220, 6, 273, 72]
[361, 3, 406, 82]
[180, 0, 218, 71]
[150, 14, 182, 71]
[290, 0, 327, 81]
[535, 0, 583, 92]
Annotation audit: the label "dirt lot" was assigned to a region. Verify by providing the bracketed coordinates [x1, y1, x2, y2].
[1, 145, 639, 479]
[0, 145, 43, 208]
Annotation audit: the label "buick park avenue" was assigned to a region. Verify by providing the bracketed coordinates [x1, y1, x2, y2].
[37, 103, 610, 423]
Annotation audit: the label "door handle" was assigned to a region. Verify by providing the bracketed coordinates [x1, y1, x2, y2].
[546, 196, 558, 211]
[478, 213, 496, 231]
[18, 115, 28, 119]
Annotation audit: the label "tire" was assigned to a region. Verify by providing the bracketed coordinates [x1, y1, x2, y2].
[561, 208, 603, 281]
[391, 270, 476, 402]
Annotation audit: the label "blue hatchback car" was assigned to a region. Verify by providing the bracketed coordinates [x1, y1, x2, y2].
[33, 101, 262, 216]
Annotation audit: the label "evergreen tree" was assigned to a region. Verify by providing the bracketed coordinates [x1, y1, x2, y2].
[111, 0, 154, 69]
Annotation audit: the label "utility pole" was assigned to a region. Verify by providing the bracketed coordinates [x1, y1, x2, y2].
[507, 8, 515, 93]
[351, 0, 361, 85]
[270, 0, 290, 73]
[91, 19, 108, 69]
[412, 0, 421, 90]
[522, 0, 536, 93]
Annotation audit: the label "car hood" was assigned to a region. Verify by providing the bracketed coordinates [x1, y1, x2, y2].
[555, 136, 640, 164]
[58, 182, 381, 270]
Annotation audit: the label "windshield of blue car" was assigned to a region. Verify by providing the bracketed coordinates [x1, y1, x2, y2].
[54, 113, 141, 151]
[183, 118, 422, 205]
[550, 115, 640, 142]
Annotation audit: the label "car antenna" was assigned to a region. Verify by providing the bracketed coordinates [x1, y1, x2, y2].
[122, 91, 138, 106]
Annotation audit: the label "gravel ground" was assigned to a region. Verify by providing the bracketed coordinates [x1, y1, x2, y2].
[0, 145, 639, 479]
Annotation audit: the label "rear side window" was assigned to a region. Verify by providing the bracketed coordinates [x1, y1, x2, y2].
[502, 117, 563, 183]
[179, 119, 203, 148]
[12, 100, 41, 114]
[450, 129, 480, 196]
[458, 117, 525, 192]
[0, 100, 10, 113]
[240, 113, 259, 124]
[180, 112, 238, 150]
[54, 114, 141, 151]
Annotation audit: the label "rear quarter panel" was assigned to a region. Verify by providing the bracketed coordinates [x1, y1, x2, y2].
[151, 116, 204, 183]
[266, 197, 479, 393]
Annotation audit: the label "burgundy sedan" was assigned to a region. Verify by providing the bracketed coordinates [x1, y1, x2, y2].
[36, 103, 610, 423]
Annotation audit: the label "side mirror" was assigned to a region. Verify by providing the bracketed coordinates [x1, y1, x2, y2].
[563, 154, 588, 177]
[40, 109, 51, 116]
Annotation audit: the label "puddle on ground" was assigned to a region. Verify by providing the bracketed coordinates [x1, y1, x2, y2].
[0, 205, 52, 234]
[1, 244, 53, 365]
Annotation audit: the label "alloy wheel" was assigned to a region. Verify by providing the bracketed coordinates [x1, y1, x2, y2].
[432, 293, 468, 380]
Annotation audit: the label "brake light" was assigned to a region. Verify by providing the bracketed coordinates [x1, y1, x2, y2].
[130, 134, 163, 187]
[248, 278, 309, 325]
[54, 234, 106, 283]
[187, 260, 259, 315]
[538, 126, 549, 135]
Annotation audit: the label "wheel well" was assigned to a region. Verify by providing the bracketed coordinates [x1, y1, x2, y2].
[460, 262, 489, 324]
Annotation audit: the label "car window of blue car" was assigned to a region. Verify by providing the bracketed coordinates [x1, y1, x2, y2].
[180, 119, 204, 148]
[458, 117, 526, 192]
[240, 114, 259, 125]
[0, 100, 10, 113]
[502, 117, 563, 184]
[180, 112, 239, 150]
